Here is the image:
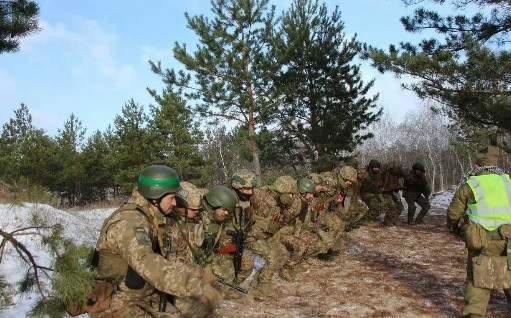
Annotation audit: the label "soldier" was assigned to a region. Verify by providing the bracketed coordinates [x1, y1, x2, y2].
[447, 146, 511, 317]
[165, 181, 217, 317]
[403, 162, 431, 224]
[381, 161, 406, 226]
[249, 176, 296, 295]
[334, 166, 359, 228]
[92, 165, 220, 318]
[344, 162, 369, 231]
[360, 159, 387, 226]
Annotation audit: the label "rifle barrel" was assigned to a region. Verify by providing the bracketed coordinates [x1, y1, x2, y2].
[213, 273, 248, 294]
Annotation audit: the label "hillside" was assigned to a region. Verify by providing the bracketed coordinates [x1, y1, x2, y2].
[1, 192, 510, 317]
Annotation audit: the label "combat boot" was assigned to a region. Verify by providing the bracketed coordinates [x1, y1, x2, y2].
[317, 252, 334, 261]
[256, 282, 276, 297]
[327, 248, 340, 256]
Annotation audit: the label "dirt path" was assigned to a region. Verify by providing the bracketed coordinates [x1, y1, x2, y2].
[215, 194, 510, 318]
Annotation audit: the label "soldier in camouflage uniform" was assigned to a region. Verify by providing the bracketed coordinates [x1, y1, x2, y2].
[403, 162, 431, 224]
[165, 181, 217, 318]
[381, 161, 406, 226]
[334, 166, 359, 228]
[278, 177, 329, 277]
[447, 146, 511, 317]
[344, 163, 369, 230]
[360, 159, 387, 226]
[92, 165, 220, 318]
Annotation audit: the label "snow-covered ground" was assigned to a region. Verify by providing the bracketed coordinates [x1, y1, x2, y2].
[1, 192, 510, 317]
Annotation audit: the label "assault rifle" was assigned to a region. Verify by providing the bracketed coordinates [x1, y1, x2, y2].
[228, 207, 246, 283]
[214, 273, 248, 294]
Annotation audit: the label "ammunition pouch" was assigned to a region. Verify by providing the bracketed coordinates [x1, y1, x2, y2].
[472, 255, 511, 289]
[464, 223, 488, 250]
[66, 280, 115, 317]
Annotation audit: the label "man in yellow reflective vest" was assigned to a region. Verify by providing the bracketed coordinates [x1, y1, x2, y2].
[447, 146, 511, 318]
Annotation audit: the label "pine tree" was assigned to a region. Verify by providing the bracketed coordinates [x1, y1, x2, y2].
[149, 0, 279, 184]
[147, 87, 215, 186]
[0, 0, 40, 53]
[365, 0, 511, 133]
[270, 0, 382, 170]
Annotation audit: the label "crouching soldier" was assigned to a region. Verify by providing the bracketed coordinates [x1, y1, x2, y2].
[403, 162, 431, 224]
[91, 165, 220, 318]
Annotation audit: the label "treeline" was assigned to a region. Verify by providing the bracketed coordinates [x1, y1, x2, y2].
[2, 0, 511, 206]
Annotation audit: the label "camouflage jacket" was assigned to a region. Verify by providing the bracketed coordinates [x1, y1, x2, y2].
[381, 163, 406, 192]
[165, 209, 207, 273]
[250, 187, 286, 240]
[95, 189, 207, 298]
[403, 170, 431, 196]
[360, 171, 383, 195]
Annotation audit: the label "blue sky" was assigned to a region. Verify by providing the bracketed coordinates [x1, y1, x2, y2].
[0, 0, 444, 138]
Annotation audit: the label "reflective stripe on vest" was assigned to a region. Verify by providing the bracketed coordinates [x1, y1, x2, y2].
[465, 174, 511, 231]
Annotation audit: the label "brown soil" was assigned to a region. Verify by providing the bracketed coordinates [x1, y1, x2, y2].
[215, 197, 510, 318]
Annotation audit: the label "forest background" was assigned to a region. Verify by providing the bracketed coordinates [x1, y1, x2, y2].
[1, 0, 511, 316]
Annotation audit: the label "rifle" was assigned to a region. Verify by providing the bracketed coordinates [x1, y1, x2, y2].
[214, 273, 248, 294]
[227, 207, 246, 283]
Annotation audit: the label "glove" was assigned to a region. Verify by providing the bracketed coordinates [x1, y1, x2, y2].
[202, 267, 218, 286]
[315, 203, 326, 212]
[200, 284, 222, 308]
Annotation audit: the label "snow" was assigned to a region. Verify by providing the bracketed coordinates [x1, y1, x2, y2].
[1, 192, 510, 317]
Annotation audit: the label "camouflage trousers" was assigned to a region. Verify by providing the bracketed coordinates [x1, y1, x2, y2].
[382, 191, 404, 225]
[464, 240, 511, 316]
[90, 289, 183, 318]
[342, 197, 368, 227]
[246, 236, 289, 285]
[276, 225, 325, 268]
[360, 193, 387, 223]
[316, 212, 345, 247]
[402, 191, 430, 223]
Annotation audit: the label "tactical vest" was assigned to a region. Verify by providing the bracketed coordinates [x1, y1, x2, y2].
[465, 174, 511, 231]
[94, 204, 166, 289]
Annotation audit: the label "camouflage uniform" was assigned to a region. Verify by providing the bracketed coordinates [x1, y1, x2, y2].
[344, 164, 369, 229]
[249, 186, 290, 295]
[380, 162, 406, 225]
[447, 147, 511, 317]
[402, 164, 431, 224]
[93, 188, 210, 318]
[360, 161, 387, 225]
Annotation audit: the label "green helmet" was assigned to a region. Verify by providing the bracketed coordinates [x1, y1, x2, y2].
[177, 181, 203, 209]
[138, 165, 181, 199]
[272, 175, 298, 194]
[205, 186, 237, 213]
[339, 166, 357, 182]
[230, 169, 257, 189]
[368, 159, 381, 169]
[297, 177, 316, 194]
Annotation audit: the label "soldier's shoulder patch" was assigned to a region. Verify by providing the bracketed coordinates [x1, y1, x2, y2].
[134, 226, 151, 244]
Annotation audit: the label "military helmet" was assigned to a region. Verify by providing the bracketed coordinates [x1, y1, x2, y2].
[368, 159, 381, 169]
[412, 162, 425, 172]
[138, 165, 181, 199]
[177, 181, 203, 209]
[320, 171, 338, 192]
[230, 169, 257, 189]
[356, 163, 366, 173]
[306, 173, 321, 185]
[297, 177, 316, 194]
[204, 186, 237, 213]
[272, 175, 298, 194]
[339, 166, 357, 182]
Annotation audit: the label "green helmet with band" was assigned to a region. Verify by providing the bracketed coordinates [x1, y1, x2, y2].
[297, 177, 316, 194]
[205, 186, 237, 213]
[230, 169, 257, 189]
[138, 165, 181, 199]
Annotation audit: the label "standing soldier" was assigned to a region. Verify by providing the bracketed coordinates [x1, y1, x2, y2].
[447, 146, 511, 317]
[381, 161, 406, 226]
[360, 159, 387, 226]
[92, 165, 220, 318]
[403, 162, 431, 224]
